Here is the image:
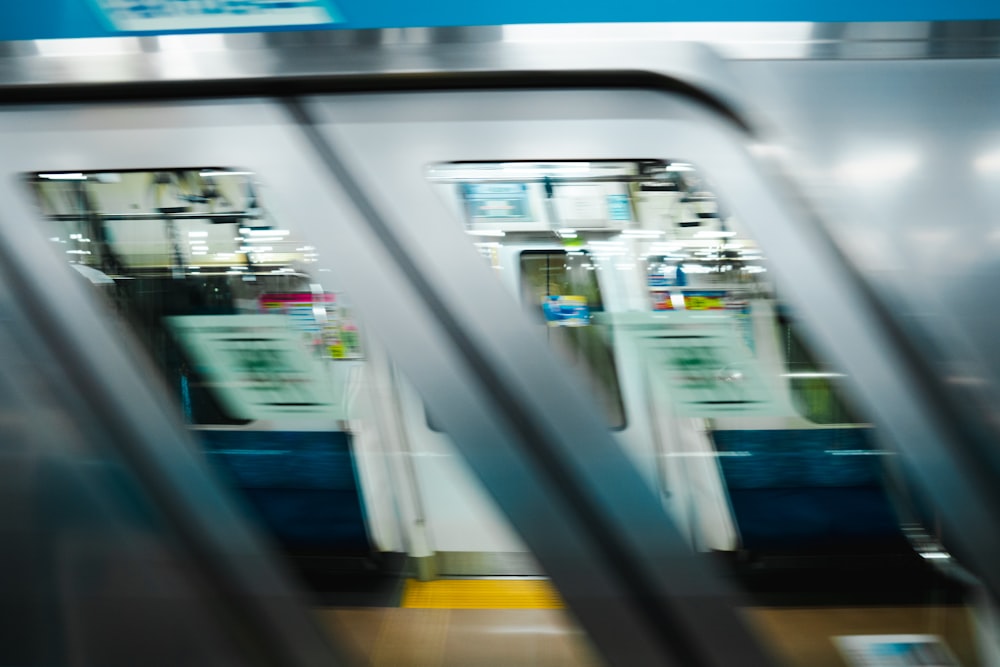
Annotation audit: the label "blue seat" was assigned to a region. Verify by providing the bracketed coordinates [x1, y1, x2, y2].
[198, 430, 371, 554]
[712, 429, 908, 552]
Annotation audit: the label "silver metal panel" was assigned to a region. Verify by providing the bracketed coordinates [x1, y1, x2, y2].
[0, 22, 999, 100]
[435, 552, 544, 577]
[735, 57, 1000, 464]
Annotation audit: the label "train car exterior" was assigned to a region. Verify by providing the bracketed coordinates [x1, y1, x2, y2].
[1, 25, 1000, 666]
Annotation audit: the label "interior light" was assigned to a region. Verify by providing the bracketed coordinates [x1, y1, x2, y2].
[694, 230, 737, 238]
[198, 170, 254, 177]
[466, 230, 506, 237]
[834, 151, 918, 185]
[158, 34, 228, 53]
[40, 172, 87, 180]
[36, 37, 140, 57]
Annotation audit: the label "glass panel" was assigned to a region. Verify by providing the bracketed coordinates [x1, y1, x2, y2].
[27, 168, 378, 577]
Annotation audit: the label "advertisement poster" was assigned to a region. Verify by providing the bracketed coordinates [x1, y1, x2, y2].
[651, 290, 674, 311]
[166, 314, 340, 421]
[641, 326, 782, 416]
[259, 292, 362, 360]
[683, 290, 727, 311]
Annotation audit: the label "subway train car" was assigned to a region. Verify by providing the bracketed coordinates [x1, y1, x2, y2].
[24, 156, 912, 578]
[2, 21, 1000, 667]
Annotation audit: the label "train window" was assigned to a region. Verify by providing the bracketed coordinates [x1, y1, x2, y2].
[428, 159, 863, 428]
[424, 157, 927, 575]
[519, 250, 625, 428]
[27, 168, 364, 427]
[25, 168, 377, 563]
[777, 307, 863, 425]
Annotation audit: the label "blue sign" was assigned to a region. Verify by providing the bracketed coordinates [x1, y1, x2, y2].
[3, 0, 1000, 41]
[607, 194, 632, 222]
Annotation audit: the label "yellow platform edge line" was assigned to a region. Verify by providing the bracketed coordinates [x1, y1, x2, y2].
[401, 578, 566, 610]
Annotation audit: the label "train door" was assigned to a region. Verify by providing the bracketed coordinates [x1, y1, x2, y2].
[312, 94, 914, 566]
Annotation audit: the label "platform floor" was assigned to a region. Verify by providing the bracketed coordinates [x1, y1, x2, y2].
[317, 579, 981, 666]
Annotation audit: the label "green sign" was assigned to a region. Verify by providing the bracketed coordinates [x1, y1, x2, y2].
[167, 314, 342, 421]
[642, 325, 784, 417]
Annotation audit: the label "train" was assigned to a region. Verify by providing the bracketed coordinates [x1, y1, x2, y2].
[0, 24, 996, 597]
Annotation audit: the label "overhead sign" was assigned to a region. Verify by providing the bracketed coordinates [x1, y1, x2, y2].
[462, 183, 532, 223]
[93, 0, 340, 32]
[259, 292, 363, 360]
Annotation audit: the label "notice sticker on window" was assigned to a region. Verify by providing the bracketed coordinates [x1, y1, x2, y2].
[93, 0, 341, 33]
[835, 635, 961, 666]
[542, 295, 590, 327]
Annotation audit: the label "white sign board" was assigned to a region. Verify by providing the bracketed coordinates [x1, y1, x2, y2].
[94, 0, 340, 32]
[167, 314, 340, 421]
[641, 325, 787, 417]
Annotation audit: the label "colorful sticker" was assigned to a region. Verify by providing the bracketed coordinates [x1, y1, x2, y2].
[462, 183, 532, 222]
[260, 292, 362, 359]
[684, 290, 726, 310]
[651, 290, 674, 311]
[542, 295, 590, 327]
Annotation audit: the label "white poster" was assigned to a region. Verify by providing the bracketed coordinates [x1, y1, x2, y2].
[167, 314, 341, 421]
